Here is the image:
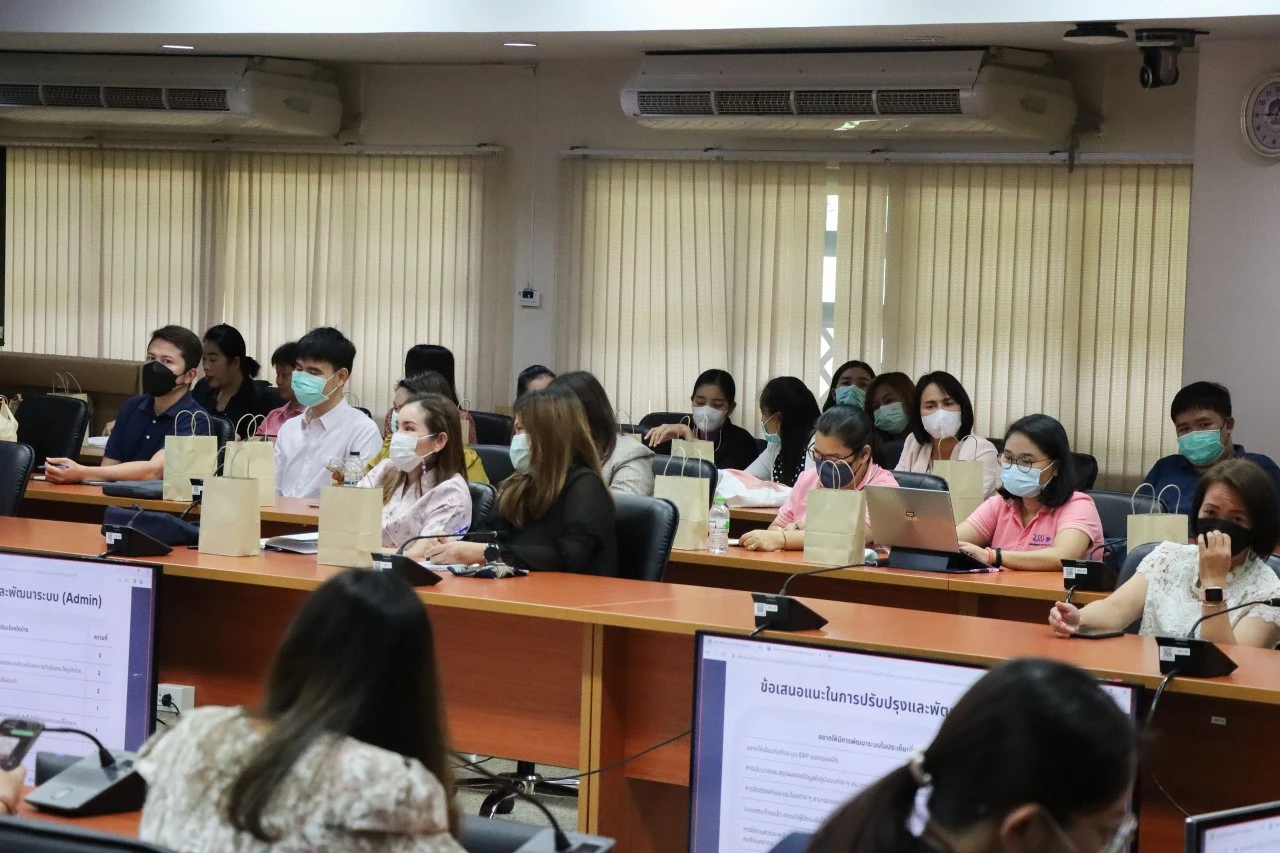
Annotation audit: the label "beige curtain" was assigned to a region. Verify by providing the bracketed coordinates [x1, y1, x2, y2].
[557, 157, 830, 430]
[4, 147, 508, 412]
[876, 163, 1191, 487]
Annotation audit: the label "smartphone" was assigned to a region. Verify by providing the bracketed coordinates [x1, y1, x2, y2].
[1074, 630, 1127, 640]
[0, 718, 44, 771]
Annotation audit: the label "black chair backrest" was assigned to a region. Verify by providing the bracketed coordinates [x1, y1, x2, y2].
[470, 410, 514, 446]
[1090, 489, 1165, 543]
[0, 816, 175, 851]
[1267, 554, 1280, 581]
[891, 471, 949, 491]
[0, 442, 35, 517]
[15, 395, 90, 466]
[638, 411, 690, 431]
[468, 481, 497, 530]
[1071, 452, 1099, 491]
[472, 444, 515, 484]
[614, 494, 679, 582]
[1115, 541, 1158, 634]
[651, 455, 718, 506]
[619, 423, 646, 435]
[989, 437, 1005, 454]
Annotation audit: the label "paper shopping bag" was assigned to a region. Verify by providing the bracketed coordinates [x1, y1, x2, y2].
[52, 373, 94, 428]
[225, 416, 275, 505]
[671, 437, 715, 462]
[197, 475, 261, 557]
[1128, 484, 1189, 550]
[163, 411, 218, 501]
[803, 484, 867, 566]
[931, 458, 986, 523]
[0, 396, 17, 442]
[318, 485, 382, 568]
[653, 452, 711, 551]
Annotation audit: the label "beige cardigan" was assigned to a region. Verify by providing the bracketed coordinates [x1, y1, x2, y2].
[895, 432, 1001, 498]
[602, 436, 656, 496]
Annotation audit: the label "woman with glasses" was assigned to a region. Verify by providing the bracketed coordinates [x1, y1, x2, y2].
[808, 658, 1137, 853]
[955, 414, 1102, 571]
[895, 371, 1000, 499]
[739, 405, 897, 552]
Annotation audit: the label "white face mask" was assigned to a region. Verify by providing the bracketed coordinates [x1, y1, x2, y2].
[922, 408, 962, 441]
[388, 431, 435, 472]
[692, 405, 726, 433]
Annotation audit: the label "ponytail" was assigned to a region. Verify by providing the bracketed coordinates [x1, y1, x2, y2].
[808, 765, 920, 853]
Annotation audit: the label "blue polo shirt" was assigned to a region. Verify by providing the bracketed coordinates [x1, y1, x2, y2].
[1142, 445, 1280, 515]
[103, 393, 209, 463]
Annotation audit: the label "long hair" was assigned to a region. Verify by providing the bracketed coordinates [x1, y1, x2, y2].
[909, 371, 976, 446]
[822, 359, 876, 410]
[497, 386, 601, 528]
[809, 658, 1135, 853]
[552, 371, 619, 464]
[380, 393, 467, 505]
[226, 570, 456, 841]
[760, 376, 820, 487]
[404, 345, 458, 403]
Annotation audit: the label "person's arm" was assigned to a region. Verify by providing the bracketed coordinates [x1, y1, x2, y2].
[956, 495, 1000, 548]
[402, 478, 473, 561]
[743, 442, 776, 481]
[1050, 573, 1149, 637]
[717, 427, 763, 472]
[995, 528, 1093, 572]
[645, 423, 693, 448]
[608, 452, 654, 496]
[500, 472, 616, 573]
[44, 451, 164, 483]
[0, 766, 23, 815]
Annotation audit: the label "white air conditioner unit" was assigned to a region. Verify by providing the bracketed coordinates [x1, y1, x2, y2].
[621, 51, 1077, 141]
[0, 54, 342, 137]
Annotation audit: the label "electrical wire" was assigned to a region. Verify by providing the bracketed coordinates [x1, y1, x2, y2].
[538, 730, 692, 784]
[1144, 668, 1190, 817]
[452, 755, 496, 773]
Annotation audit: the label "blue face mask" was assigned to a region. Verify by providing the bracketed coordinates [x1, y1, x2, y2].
[291, 371, 337, 409]
[761, 415, 781, 444]
[1001, 462, 1054, 498]
[818, 458, 859, 490]
[835, 385, 866, 408]
[509, 433, 532, 473]
[389, 410, 399, 433]
[873, 402, 908, 434]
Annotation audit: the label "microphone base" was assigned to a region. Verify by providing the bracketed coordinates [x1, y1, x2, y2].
[25, 751, 145, 817]
[1061, 559, 1118, 592]
[370, 552, 443, 586]
[1156, 636, 1238, 677]
[513, 827, 617, 852]
[752, 593, 828, 632]
[888, 547, 988, 573]
[100, 524, 172, 558]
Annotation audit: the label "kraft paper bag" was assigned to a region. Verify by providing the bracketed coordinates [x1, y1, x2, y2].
[163, 411, 218, 502]
[197, 475, 261, 557]
[653, 452, 711, 551]
[52, 373, 94, 428]
[671, 437, 715, 462]
[803, 476, 867, 566]
[931, 458, 986, 523]
[318, 485, 383, 568]
[0, 396, 17, 443]
[224, 416, 275, 506]
[1128, 484, 1189, 550]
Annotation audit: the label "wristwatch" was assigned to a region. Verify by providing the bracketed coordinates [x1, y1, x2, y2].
[483, 542, 501, 564]
[1198, 586, 1225, 604]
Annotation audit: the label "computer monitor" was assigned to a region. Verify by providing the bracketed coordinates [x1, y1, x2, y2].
[688, 632, 1140, 853]
[1185, 801, 1280, 852]
[0, 549, 159, 782]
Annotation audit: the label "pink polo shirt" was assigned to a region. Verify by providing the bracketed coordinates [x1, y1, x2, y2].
[259, 401, 304, 439]
[774, 462, 899, 529]
[964, 492, 1103, 554]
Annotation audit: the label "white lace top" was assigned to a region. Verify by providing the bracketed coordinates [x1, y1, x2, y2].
[1136, 541, 1280, 637]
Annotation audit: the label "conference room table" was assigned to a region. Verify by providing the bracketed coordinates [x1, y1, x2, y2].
[6, 517, 1280, 852]
[727, 505, 777, 535]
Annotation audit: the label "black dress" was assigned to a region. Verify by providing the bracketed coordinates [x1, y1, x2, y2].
[191, 377, 282, 439]
[648, 418, 760, 471]
[491, 466, 619, 576]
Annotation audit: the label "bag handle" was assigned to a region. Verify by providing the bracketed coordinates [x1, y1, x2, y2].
[234, 414, 266, 441]
[1155, 484, 1181, 515]
[221, 443, 255, 479]
[816, 459, 855, 490]
[175, 409, 214, 436]
[661, 445, 711, 479]
[63, 373, 83, 393]
[52, 372, 68, 394]
[1130, 482, 1157, 514]
[343, 391, 361, 409]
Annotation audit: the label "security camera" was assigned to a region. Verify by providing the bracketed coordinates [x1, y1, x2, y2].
[1134, 28, 1204, 90]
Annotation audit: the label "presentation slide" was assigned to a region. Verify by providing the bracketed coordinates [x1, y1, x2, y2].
[0, 552, 156, 782]
[689, 634, 1136, 853]
[1202, 813, 1280, 853]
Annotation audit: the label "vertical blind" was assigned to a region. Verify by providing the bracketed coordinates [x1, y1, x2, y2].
[4, 147, 508, 412]
[560, 156, 1190, 486]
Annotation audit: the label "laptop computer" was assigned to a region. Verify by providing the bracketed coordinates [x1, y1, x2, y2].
[1185, 800, 1280, 852]
[865, 485, 992, 573]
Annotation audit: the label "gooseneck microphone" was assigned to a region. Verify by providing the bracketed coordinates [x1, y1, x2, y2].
[778, 562, 867, 595]
[395, 529, 496, 556]
[1185, 597, 1280, 639]
[750, 561, 866, 636]
[1153, 597, 1280, 678]
[371, 530, 497, 586]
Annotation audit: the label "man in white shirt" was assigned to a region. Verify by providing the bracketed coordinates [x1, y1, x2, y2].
[274, 327, 383, 499]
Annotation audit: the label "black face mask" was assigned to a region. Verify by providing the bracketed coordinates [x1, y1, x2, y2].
[1196, 516, 1253, 557]
[142, 361, 181, 397]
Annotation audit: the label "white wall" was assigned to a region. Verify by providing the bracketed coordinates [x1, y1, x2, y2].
[352, 54, 1198, 387]
[1185, 39, 1280, 458]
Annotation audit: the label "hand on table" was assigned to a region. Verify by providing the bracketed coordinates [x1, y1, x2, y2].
[645, 423, 693, 447]
[740, 529, 787, 552]
[43, 457, 88, 484]
[957, 541, 990, 564]
[424, 541, 487, 566]
[1049, 601, 1082, 638]
[0, 765, 24, 815]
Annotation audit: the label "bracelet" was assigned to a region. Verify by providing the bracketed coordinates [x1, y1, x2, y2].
[994, 548, 1003, 568]
[781, 531, 790, 549]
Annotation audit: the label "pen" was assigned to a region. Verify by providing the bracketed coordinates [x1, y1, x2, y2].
[1064, 586, 1076, 605]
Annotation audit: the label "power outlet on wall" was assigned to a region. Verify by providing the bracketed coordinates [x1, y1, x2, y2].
[156, 683, 195, 715]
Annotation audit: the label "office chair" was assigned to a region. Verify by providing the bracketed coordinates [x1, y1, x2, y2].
[618, 423, 645, 435]
[637, 411, 690, 432]
[1071, 452, 1099, 491]
[470, 411, 515, 446]
[1114, 542, 1158, 634]
[614, 494, 678, 582]
[0, 816, 175, 851]
[473, 444, 516, 484]
[890, 471, 949, 491]
[0, 441, 36, 517]
[468, 481, 497, 531]
[1267, 554, 1280, 580]
[15, 395, 90, 467]
[651, 455, 718, 506]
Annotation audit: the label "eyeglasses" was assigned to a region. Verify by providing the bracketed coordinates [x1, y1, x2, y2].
[1043, 810, 1137, 853]
[997, 452, 1052, 474]
[809, 449, 858, 465]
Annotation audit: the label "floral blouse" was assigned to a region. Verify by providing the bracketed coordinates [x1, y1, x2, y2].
[358, 461, 473, 548]
[136, 706, 463, 853]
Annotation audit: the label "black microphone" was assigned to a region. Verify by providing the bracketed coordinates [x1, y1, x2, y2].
[467, 764, 593, 852]
[1185, 597, 1280, 639]
[778, 562, 866, 595]
[42, 727, 116, 769]
[24, 727, 145, 817]
[1153, 597, 1280, 679]
[750, 562, 865, 635]
[396, 529, 496, 556]
[371, 530, 497, 586]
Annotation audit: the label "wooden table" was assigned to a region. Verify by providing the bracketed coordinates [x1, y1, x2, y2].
[8, 517, 1280, 852]
[665, 545, 1106, 623]
[727, 505, 776, 535]
[22, 479, 318, 536]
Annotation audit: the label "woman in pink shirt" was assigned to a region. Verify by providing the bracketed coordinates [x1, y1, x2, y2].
[740, 404, 898, 551]
[956, 414, 1103, 571]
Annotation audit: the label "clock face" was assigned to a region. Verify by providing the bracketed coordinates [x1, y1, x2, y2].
[1245, 77, 1280, 157]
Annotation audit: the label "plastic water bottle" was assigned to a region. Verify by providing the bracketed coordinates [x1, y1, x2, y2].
[342, 451, 364, 487]
[707, 496, 730, 554]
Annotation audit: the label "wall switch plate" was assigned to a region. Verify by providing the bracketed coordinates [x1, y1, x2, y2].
[518, 288, 542, 308]
[156, 683, 195, 715]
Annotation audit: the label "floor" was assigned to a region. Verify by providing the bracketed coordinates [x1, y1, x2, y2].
[453, 756, 580, 832]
